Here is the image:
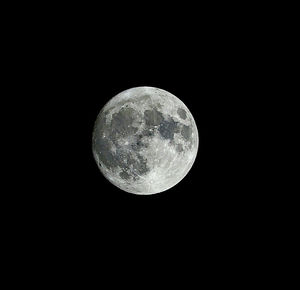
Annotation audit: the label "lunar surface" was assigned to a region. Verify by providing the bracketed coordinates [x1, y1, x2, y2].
[92, 87, 198, 195]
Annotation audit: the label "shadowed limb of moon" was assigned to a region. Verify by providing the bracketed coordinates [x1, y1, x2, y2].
[92, 86, 198, 195]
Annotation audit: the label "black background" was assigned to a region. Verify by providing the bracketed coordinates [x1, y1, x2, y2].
[42, 25, 254, 250]
[50, 24, 250, 216]
[32, 12, 255, 231]
[12, 4, 271, 278]
[3, 2, 288, 285]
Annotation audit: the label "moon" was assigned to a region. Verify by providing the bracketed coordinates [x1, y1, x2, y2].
[92, 86, 198, 195]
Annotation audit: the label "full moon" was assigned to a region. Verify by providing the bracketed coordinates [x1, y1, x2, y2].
[92, 86, 198, 195]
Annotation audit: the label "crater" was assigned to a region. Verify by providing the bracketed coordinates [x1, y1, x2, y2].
[131, 136, 146, 151]
[135, 154, 149, 175]
[142, 129, 155, 137]
[144, 109, 164, 127]
[111, 107, 139, 138]
[177, 108, 187, 120]
[119, 171, 131, 180]
[181, 124, 192, 141]
[158, 118, 180, 140]
[176, 144, 184, 152]
[140, 94, 151, 101]
[93, 136, 116, 170]
[108, 148, 150, 177]
[93, 108, 150, 176]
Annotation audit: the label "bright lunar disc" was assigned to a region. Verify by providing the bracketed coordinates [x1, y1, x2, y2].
[92, 86, 198, 195]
